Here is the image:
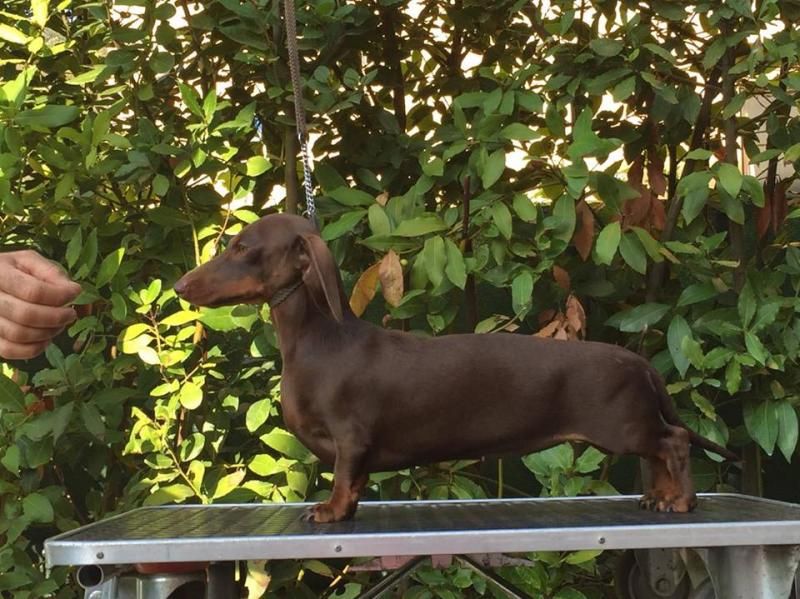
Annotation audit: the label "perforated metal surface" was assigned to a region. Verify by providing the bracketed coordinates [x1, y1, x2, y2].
[45, 494, 800, 567]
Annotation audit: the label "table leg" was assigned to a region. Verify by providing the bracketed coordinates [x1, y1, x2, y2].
[696, 545, 800, 599]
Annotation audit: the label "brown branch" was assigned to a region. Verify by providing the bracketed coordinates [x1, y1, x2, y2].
[645, 65, 721, 301]
[462, 177, 477, 331]
[379, 3, 406, 131]
[721, 46, 745, 292]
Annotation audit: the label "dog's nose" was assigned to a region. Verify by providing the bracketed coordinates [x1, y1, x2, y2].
[174, 278, 189, 297]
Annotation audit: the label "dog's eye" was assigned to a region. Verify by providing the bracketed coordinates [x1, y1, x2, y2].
[235, 243, 248, 254]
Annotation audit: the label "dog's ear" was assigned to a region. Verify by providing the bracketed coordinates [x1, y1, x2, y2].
[296, 233, 344, 322]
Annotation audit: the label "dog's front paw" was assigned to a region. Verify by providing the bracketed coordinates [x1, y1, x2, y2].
[303, 502, 340, 523]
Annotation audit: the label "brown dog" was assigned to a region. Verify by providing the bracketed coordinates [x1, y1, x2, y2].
[174, 213, 737, 522]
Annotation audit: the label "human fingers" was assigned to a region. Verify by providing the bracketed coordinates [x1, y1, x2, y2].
[0, 337, 51, 360]
[0, 290, 78, 328]
[0, 315, 64, 344]
[1, 265, 83, 307]
[9, 250, 82, 302]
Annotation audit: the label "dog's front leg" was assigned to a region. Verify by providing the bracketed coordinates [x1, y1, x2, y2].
[307, 442, 368, 523]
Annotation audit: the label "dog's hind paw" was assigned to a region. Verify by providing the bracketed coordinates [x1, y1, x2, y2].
[638, 494, 658, 511]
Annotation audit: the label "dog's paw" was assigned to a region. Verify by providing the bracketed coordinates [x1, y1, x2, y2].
[654, 495, 695, 513]
[303, 502, 340, 523]
[638, 494, 659, 511]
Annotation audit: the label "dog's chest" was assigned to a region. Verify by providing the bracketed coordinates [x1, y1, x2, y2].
[279, 376, 333, 460]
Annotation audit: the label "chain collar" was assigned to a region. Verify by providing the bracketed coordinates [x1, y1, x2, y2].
[268, 279, 303, 309]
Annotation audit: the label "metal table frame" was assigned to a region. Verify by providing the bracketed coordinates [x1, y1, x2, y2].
[45, 494, 800, 599]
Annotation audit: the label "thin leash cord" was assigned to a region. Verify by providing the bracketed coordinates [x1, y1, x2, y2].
[282, 0, 318, 229]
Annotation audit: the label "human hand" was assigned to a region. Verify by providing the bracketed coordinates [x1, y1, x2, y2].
[0, 250, 82, 360]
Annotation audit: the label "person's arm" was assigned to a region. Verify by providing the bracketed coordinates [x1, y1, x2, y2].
[0, 250, 82, 360]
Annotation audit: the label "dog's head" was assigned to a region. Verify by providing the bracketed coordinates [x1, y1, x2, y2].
[174, 213, 343, 322]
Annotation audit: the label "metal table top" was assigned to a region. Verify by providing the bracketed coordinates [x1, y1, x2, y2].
[45, 494, 800, 567]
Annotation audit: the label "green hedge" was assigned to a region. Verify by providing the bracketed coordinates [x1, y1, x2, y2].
[0, 0, 798, 596]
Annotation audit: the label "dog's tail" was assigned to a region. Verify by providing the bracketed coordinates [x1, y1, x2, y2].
[648, 370, 740, 463]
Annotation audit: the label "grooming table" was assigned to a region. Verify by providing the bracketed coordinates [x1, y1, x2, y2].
[46, 494, 800, 599]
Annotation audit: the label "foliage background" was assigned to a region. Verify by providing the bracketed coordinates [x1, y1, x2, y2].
[0, 0, 799, 596]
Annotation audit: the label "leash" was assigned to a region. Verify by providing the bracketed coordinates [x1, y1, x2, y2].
[282, 0, 318, 229]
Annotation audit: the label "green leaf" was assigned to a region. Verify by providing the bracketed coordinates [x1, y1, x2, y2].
[565, 549, 603, 565]
[66, 65, 107, 86]
[180, 381, 203, 410]
[321, 210, 367, 241]
[80, 403, 105, 438]
[744, 331, 768, 365]
[393, 214, 447, 237]
[161, 310, 200, 327]
[677, 282, 718, 307]
[328, 187, 374, 207]
[148, 51, 175, 73]
[744, 401, 778, 455]
[595, 222, 621, 265]
[249, 454, 281, 476]
[213, 470, 246, 499]
[605, 303, 670, 333]
[422, 236, 446, 288]
[368, 204, 391, 236]
[246, 399, 271, 433]
[668, 315, 693, 376]
[179, 433, 205, 462]
[481, 149, 506, 189]
[23, 493, 54, 523]
[512, 194, 537, 222]
[677, 170, 712, 223]
[632, 227, 663, 262]
[15, 105, 79, 128]
[684, 148, 713, 160]
[574, 447, 605, 473]
[178, 83, 203, 117]
[32, 0, 49, 28]
[500, 123, 540, 141]
[725, 359, 742, 395]
[741, 175, 765, 207]
[0, 373, 25, 411]
[737, 281, 756, 328]
[590, 38, 623, 57]
[702, 38, 726, 70]
[0, 24, 29, 45]
[720, 191, 744, 224]
[716, 163, 743, 198]
[96, 247, 124, 287]
[246, 156, 271, 176]
[144, 484, 195, 506]
[261, 429, 313, 462]
[619, 232, 647, 274]
[1, 445, 20, 475]
[444, 239, 467, 289]
[681, 337, 704, 370]
[152, 174, 169, 196]
[691, 391, 717, 420]
[776, 401, 798, 462]
[511, 271, 533, 317]
[490, 202, 513, 239]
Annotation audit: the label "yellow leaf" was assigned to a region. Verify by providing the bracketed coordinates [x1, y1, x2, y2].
[349, 262, 381, 317]
[379, 250, 404, 307]
[0, 24, 29, 45]
[375, 191, 389, 206]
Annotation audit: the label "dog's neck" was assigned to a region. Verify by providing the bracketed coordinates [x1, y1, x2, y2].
[269, 283, 345, 359]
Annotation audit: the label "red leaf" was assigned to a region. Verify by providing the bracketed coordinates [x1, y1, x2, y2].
[565, 294, 586, 339]
[553, 265, 571, 291]
[757, 182, 772, 240]
[647, 153, 667, 197]
[649, 195, 666, 232]
[573, 200, 595, 261]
